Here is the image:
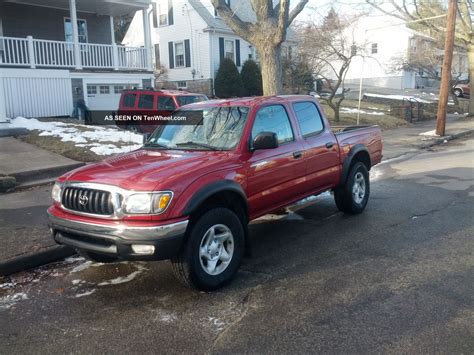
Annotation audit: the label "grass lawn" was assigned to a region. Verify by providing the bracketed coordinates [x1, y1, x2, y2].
[319, 100, 408, 129]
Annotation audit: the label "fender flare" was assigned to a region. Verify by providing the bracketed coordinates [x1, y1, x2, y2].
[339, 144, 371, 186]
[182, 180, 248, 217]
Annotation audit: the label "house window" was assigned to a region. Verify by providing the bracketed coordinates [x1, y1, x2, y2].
[214, 0, 230, 16]
[371, 43, 378, 54]
[64, 18, 88, 43]
[177, 81, 187, 88]
[174, 42, 185, 67]
[350, 44, 357, 56]
[87, 85, 97, 95]
[114, 85, 125, 94]
[410, 38, 416, 52]
[224, 39, 234, 61]
[158, 4, 168, 26]
[99, 85, 110, 94]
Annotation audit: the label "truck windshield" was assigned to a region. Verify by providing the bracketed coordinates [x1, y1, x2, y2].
[176, 95, 208, 106]
[145, 106, 249, 150]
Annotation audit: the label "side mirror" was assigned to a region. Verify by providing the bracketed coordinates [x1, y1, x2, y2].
[252, 131, 278, 150]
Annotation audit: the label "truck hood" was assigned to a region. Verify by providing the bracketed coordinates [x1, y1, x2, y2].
[61, 149, 236, 191]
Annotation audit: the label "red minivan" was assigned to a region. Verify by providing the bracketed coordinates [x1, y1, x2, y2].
[117, 89, 208, 133]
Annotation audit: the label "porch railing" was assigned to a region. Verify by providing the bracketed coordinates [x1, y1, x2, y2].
[0, 36, 149, 71]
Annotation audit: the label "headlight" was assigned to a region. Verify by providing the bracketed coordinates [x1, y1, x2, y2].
[52, 182, 62, 203]
[123, 192, 173, 214]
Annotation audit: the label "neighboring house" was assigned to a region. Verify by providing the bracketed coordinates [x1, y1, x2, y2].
[0, 0, 154, 120]
[123, 0, 296, 96]
[338, 14, 468, 90]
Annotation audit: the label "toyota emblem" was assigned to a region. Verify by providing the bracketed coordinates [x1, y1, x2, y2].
[79, 195, 89, 206]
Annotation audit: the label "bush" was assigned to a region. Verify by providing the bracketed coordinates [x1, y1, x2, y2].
[240, 59, 263, 96]
[214, 58, 244, 98]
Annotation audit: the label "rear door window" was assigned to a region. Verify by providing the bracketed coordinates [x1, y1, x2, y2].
[138, 94, 155, 109]
[292, 102, 324, 137]
[158, 96, 177, 110]
[122, 93, 137, 108]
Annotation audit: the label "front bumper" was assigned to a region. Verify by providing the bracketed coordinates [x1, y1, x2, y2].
[48, 211, 188, 261]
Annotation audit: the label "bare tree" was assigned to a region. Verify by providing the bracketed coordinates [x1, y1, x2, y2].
[367, 0, 474, 115]
[297, 11, 363, 121]
[211, 0, 309, 95]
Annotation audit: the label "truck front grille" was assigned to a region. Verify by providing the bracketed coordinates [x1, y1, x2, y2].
[62, 187, 114, 215]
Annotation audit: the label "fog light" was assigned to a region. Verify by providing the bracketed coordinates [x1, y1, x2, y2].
[131, 244, 155, 255]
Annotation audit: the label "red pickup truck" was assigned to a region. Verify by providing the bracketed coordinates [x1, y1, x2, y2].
[48, 95, 382, 290]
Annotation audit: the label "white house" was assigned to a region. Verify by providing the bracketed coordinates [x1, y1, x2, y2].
[0, 0, 155, 121]
[337, 14, 468, 90]
[124, 0, 296, 96]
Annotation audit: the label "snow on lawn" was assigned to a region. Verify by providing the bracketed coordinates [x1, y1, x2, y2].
[364, 93, 433, 104]
[9, 117, 143, 155]
[341, 107, 385, 116]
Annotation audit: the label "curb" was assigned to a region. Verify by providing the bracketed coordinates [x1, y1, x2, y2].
[12, 162, 85, 185]
[420, 129, 474, 149]
[0, 245, 76, 276]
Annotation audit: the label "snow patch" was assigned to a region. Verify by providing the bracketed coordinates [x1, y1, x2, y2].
[341, 107, 385, 116]
[365, 93, 432, 104]
[419, 130, 440, 137]
[97, 265, 147, 286]
[74, 289, 96, 298]
[0, 292, 28, 310]
[9, 117, 143, 155]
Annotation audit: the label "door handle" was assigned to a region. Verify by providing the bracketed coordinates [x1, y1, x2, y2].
[293, 151, 303, 159]
[325, 142, 334, 149]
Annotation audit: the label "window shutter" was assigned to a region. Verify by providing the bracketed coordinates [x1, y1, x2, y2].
[219, 37, 224, 62]
[184, 39, 191, 67]
[168, 0, 174, 25]
[152, 3, 158, 28]
[235, 39, 241, 66]
[168, 41, 174, 69]
[154, 43, 160, 69]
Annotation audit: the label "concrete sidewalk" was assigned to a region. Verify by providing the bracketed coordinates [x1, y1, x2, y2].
[0, 116, 472, 276]
[0, 137, 84, 190]
[382, 115, 474, 160]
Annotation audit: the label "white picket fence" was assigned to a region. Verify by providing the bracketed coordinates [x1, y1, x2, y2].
[0, 36, 148, 70]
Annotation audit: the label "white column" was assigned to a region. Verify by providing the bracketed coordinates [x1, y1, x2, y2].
[27, 36, 36, 69]
[0, 74, 7, 122]
[142, 8, 153, 71]
[69, 0, 82, 69]
[110, 16, 119, 70]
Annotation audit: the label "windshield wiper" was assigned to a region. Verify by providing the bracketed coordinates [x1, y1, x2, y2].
[143, 142, 169, 149]
[175, 142, 219, 150]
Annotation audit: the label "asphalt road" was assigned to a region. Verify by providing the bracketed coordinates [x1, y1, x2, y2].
[1, 135, 473, 354]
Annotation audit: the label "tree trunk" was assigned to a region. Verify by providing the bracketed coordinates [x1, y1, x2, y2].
[468, 42, 474, 116]
[257, 43, 282, 96]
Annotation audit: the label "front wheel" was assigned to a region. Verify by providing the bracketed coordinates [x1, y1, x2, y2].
[334, 162, 370, 214]
[171, 208, 245, 291]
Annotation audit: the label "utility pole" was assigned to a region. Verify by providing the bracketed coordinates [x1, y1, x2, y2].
[435, 0, 457, 136]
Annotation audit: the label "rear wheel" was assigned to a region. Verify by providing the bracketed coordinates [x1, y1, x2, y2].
[334, 162, 370, 214]
[171, 208, 244, 291]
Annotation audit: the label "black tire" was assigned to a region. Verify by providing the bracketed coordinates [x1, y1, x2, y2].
[334, 162, 370, 214]
[77, 249, 119, 263]
[453, 88, 463, 97]
[171, 208, 245, 291]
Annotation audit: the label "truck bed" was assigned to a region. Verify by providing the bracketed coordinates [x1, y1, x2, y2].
[333, 125, 383, 167]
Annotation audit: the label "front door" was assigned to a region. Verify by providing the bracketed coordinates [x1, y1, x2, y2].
[246, 104, 306, 217]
